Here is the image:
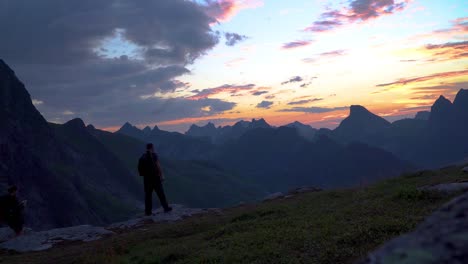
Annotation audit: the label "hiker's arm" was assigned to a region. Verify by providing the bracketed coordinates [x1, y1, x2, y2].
[156, 160, 164, 180]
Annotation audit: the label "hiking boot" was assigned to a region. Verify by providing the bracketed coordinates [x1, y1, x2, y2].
[164, 207, 173, 213]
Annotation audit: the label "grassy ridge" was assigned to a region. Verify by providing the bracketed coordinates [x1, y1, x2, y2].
[1, 165, 467, 264]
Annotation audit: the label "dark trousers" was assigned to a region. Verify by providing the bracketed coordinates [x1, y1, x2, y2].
[6, 213, 23, 234]
[144, 179, 169, 215]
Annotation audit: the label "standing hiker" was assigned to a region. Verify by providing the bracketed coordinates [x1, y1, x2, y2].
[0, 185, 26, 236]
[138, 143, 172, 216]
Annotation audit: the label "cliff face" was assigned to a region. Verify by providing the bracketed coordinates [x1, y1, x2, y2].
[0, 60, 140, 230]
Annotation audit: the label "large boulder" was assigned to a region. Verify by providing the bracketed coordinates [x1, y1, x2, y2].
[360, 192, 468, 263]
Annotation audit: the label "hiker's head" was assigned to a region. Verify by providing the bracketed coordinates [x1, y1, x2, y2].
[146, 143, 154, 152]
[8, 185, 18, 196]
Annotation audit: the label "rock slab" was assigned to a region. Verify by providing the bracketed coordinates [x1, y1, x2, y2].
[0, 225, 114, 252]
[360, 192, 468, 264]
[419, 182, 468, 193]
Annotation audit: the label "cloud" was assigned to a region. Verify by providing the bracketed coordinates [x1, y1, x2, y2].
[305, 0, 412, 33]
[40, 96, 236, 127]
[32, 99, 44, 106]
[281, 76, 304, 85]
[281, 40, 312, 49]
[430, 17, 468, 37]
[376, 70, 468, 88]
[188, 84, 256, 100]
[279, 106, 348, 113]
[203, 0, 263, 22]
[225, 32, 248, 46]
[303, 50, 347, 63]
[251, 91, 269, 96]
[225, 57, 246, 67]
[256, 101, 274, 109]
[423, 41, 468, 61]
[0, 0, 224, 127]
[287, 98, 323, 105]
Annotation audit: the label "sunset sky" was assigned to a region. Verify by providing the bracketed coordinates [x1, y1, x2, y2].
[1, 0, 467, 132]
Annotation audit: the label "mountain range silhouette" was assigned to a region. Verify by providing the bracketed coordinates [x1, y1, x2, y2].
[1, 59, 467, 229]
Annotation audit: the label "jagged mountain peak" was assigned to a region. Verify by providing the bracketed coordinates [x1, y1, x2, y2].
[250, 118, 270, 128]
[453, 89, 468, 107]
[334, 105, 390, 140]
[349, 105, 373, 117]
[415, 111, 430, 121]
[431, 95, 453, 114]
[205, 122, 216, 128]
[142, 126, 152, 134]
[121, 122, 135, 129]
[64, 118, 86, 129]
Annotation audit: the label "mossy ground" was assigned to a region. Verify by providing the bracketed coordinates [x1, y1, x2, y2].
[1, 165, 467, 264]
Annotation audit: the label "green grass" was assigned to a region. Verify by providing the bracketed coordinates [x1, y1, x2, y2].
[1, 165, 467, 264]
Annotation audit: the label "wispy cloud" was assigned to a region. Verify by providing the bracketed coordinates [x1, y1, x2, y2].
[424, 41, 468, 61]
[32, 99, 44, 106]
[225, 57, 246, 67]
[287, 98, 323, 105]
[279, 106, 348, 113]
[281, 40, 312, 49]
[303, 49, 347, 63]
[188, 83, 255, 100]
[376, 70, 468, 88]
[411, 17, 467, 41]
[305, 0, 412, 33]
[204, 0, 264, 22]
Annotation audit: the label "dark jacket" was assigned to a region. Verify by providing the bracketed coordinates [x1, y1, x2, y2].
[138, 152, 161, 180]
[0, 194, 23, 223]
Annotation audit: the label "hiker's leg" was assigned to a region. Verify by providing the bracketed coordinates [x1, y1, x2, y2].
[7, 215, 23, 235]
[154, 181, 169, 210]
[144, 180, 153, 215]
[144, 191, 153, 215]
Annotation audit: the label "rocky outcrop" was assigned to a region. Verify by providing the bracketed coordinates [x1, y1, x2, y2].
[360, 192, 468, 264]
[262, 192, 284, 201]
[419, 182, 468, 193]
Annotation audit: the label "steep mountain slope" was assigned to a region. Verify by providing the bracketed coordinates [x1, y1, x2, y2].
[0, 60, 140, 229]
[284, 121, 317, 141]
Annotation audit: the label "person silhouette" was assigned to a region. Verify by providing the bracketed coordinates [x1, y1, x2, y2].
[138, 143, 172, 216]
[0, 185, 26, 236]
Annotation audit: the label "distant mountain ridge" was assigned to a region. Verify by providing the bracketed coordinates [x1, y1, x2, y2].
[185, 118, 272, 144]
[330, 90, 468, 168]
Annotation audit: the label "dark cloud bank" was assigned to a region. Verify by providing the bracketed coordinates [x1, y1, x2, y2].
[0, 0, 241, 127]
